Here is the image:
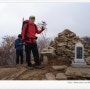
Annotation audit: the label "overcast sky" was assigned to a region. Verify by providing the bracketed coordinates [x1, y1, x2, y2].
[0, 2, 90, 42]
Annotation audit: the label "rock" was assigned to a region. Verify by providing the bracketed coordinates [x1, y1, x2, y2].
[40, 46, 56, 62]
[50, 29, 90, 64]
[65, 67, 82, 77]
[56, 73, 67, 80]
[52, 65, 67, 71]
[86, 57, 90, 65]
[0, 68, 18, 79]
[45, 73, 56, 80]
[18, 69, 47, 80]
[43, 49, 48, 52]
[43, 56, 48, 65]
[57, 43, 67, 47]
[5, 68, 27, 80]
[65, 67, 90, 78]
[48, 46, 56, 57]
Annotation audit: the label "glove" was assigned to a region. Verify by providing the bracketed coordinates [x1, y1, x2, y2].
[42, 26, 45, 31]
[22, 42, 26, 45]
[19, 43, 23, 45]
[22, 39, 25, 42]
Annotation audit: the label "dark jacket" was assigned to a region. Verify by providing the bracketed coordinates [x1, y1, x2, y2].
[14, 39, 23, 50]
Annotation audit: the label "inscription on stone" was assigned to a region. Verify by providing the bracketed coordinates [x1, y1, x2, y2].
[76, 47, 83, 59]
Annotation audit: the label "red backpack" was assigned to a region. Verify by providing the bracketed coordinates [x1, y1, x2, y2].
[21, 19, 37, 40]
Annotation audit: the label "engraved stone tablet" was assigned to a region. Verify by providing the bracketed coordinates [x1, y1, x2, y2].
[71, 42, 87, 67]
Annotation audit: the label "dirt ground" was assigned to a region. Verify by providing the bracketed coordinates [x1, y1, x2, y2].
[0, 57, 89, 80]
[0, 57, 69, 80]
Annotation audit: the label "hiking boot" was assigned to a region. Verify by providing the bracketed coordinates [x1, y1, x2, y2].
[32, 64, 36, 67]
[28, 66, 34, 70]
[35, 64, 44, 69]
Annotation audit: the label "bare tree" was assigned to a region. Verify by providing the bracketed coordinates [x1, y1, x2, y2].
[82, 36, 90, 45]
[37, 21, 48, 48]
[0, 36, 16, 66]
[37, 37, 52, 51]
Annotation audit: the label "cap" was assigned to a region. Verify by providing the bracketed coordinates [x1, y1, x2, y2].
[29, 16, 35, 19]
[18, 34, 22, 38]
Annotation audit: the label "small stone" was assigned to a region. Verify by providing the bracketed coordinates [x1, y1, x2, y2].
[65, 67, 82, 77]
[43, 49, 48, 52]
[43, 56, 48, 65]
[57, 43, 67, 47]
[52, 65, 67, 71]
[86, 57, 90, 65]
[56, 73, 67, 80]
[45, 73, 56, 80]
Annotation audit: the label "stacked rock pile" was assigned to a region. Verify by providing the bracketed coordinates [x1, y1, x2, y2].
[50, 29, 90, 60]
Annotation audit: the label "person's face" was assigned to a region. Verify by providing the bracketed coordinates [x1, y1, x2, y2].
[29, 18, 35, 24]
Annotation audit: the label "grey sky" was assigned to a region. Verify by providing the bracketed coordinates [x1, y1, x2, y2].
[0, 2, 90, 42]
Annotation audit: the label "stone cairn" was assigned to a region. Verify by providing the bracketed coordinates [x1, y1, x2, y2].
[50, 29, 90, 61]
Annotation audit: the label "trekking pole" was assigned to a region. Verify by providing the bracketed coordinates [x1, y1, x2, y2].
[38, 21, 47, 48]
[41, 32, 47, 47]
[21, 17, 24, 32]
[41, 21, 47, 48]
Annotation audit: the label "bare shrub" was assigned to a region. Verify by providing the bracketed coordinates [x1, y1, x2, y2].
[82, 37, 90, 45]
[37, 37, 52, 51]
[0, 36, 16, 66]
[37, 21, 52, 51]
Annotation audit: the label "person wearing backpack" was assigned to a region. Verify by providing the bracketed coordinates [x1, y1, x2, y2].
[14, 34, 24, 65]
[22, 16, 45, 69]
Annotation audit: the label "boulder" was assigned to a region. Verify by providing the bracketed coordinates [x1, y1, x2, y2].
[86, 57, 90, 65]
[45, 73, 56, 80]
[52, 65, 67, 71]
[40, 46, 56, 62]
[43, 56, 48, 65]
[65, 67, 82, 77]
[65, 67, 90, 78]
[56, 73, 67, 80]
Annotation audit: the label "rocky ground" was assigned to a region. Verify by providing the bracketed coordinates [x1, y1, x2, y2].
[0, 58, 90, 80]
[0, 29, 90, 80]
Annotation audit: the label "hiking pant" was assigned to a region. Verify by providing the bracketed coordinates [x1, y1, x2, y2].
[25, 43, 41, 66]
[16, 50, 23, 64]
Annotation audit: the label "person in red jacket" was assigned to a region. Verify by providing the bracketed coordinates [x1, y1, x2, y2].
[22, 16, 44, 69]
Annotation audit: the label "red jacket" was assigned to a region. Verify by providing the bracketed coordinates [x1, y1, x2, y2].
[22, 20, 43, 43]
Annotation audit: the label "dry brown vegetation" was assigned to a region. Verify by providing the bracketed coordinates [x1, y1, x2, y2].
[0, 36, 16, 66]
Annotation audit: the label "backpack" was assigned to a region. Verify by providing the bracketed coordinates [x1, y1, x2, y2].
[21, 20, 37, 40]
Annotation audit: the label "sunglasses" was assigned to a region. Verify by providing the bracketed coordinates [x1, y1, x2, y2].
[31, 18, 35, 20]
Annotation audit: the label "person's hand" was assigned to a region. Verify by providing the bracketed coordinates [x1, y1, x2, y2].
[42, 26, 45, 31]
[22, 39, 25, 42]
[23, 42, 26, 45]
[19, 43, 23, 45]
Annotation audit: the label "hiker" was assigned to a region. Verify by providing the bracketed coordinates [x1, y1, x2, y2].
[22, 16, 45, 69]
[14, 34, 24, 65]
